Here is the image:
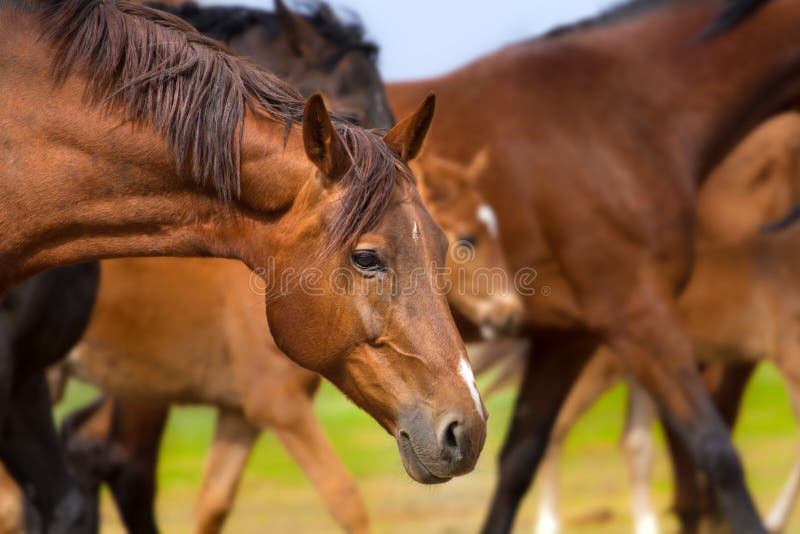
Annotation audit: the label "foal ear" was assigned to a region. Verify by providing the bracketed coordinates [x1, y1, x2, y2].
[383, 93, 435, 162]
[302, 93, 351, 182]
[275, 0, 327, 58]
[466, 147, 491, 183]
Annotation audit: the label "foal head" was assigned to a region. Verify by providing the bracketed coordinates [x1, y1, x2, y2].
[413, 150, 524, 338]
[262, 95, 487, 483]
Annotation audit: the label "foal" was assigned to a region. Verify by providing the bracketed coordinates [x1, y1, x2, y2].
[388, 0, 800, 531]
[54, 149, 519, 534]
[0, 0, 487, 529]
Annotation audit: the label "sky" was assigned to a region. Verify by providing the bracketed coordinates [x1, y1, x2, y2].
[199, 0, 621, 81]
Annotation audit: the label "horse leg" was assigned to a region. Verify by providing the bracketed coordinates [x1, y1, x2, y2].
[764, 384, 800, 533]
[0, 463, 24, 533]
[662, 362, 757, 533]
[267, 395, 369, 534]
[620, 380, 659, 534]
[482, 330, 599, 534]
[536, 438, 562, 534]
[765, 351, 800, 533]
[105, 399, 168, 534]
[1, 371, 90, 533]
[600, 281, 763, 534]
[62, 396, 168, 534]
[535, 350, 622, 534]
[194, 409, 258, 534]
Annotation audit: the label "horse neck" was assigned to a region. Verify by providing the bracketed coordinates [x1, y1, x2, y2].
[0, 10, 309, 287]
[588, 0, 800, 182]
[489, 0, 800, 185]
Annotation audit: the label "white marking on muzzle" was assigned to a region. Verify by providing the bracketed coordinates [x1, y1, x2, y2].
[477, 203, 499, 238]
[459, 359, 484, 418]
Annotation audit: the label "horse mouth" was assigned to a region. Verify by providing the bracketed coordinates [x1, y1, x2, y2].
[397, 432, 452, 485]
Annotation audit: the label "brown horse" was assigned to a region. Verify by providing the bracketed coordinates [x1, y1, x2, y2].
[471, 111, 800, 534]
[388, 1, 800, 532]
[534, 221, 800, 534]
[48, 149, 519, 534]
[0, 0, 487, 529]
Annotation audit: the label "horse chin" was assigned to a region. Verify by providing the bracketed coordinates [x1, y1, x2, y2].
[396, 432, 452, 485]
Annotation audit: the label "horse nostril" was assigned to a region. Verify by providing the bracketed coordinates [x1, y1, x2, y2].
[444, 420, 459, 449]
[439, 417, 465, 461]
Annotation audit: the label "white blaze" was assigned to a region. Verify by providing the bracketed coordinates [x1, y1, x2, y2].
[477, 203, 499, 238]
[459, 359, 484, 418]
[412, 220, 421, 241]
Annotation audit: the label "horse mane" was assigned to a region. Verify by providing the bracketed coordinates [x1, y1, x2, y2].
[38, 0, 409, 253]
[146, 1, 378, 63]
[544, 0, 771, 40]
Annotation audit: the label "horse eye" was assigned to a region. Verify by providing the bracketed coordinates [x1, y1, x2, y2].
[352, 251, 383, 271]
[457, 235, 477, 248]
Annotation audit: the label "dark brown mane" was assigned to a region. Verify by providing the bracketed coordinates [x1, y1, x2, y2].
[37, 0, 410, 252]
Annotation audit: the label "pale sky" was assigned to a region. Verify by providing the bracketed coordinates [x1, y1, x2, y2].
[199, 0, 621, 81]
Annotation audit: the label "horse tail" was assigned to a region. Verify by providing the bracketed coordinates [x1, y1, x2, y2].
[702, 0, 773, 39]
[761, 203, 800, 233]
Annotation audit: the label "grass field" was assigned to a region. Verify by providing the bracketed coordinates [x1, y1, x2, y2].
[55, 364, 798, 533]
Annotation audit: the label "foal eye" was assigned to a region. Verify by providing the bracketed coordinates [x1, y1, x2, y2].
[352, 251, 383, 271]
[457, 235, 478, 248]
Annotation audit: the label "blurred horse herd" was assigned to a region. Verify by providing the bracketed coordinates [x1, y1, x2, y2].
[1, 0, 800, 532]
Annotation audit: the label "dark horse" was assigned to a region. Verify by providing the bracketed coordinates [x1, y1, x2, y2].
[148, 0, 394, 129]
[0, 264, 99, 531]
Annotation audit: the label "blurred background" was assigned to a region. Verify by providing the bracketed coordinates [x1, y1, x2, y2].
[203, 0, 620, 81]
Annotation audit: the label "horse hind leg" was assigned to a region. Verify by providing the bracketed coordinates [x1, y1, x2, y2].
[620, 380, 659, 534]
[764, 364, 800, 533]
[194, 409, 259, 534]
[61, 396, 168, 534]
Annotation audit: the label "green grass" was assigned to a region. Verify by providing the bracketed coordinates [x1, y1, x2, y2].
[55, 364, 798, 533]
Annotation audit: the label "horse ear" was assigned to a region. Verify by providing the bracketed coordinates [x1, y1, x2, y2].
[466, 147, 491, 183]
[302, 93, 351, 182]
[383, 93, 435, 162]
[274, 0, 327, 58]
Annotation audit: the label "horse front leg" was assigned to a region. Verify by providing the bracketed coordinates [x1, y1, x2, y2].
[600, 281, 764, 534]
[535, 349, 622, 534]
[661, 361, 757, 533]
[481, 330, 599, 534]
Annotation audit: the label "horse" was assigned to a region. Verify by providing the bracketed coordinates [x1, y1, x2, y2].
[533, 220, 800, 534]
[387, 0, 800, 531]
[0, 0, 488, 530]
[470, 111, 800, 534]
[0, 3, 396, 530]
[147, 0, 394, 129]
[43, 148, 521, 534]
